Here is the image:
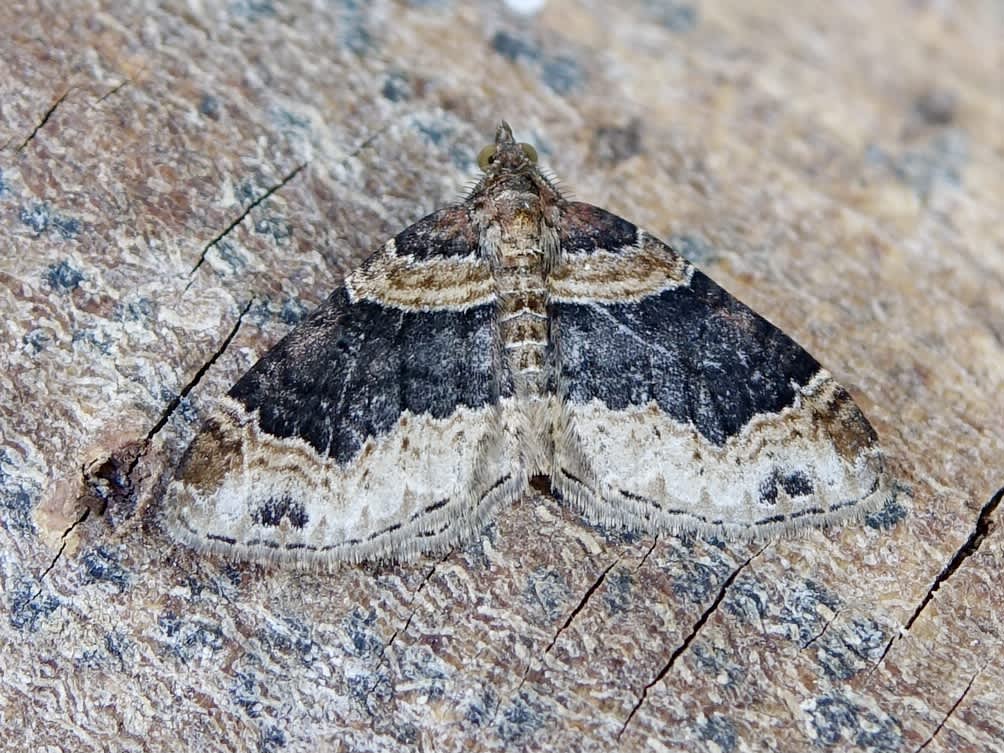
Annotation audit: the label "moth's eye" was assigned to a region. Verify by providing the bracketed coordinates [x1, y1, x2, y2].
[477, 145, 497, 170]
[519, 143, 538, 163]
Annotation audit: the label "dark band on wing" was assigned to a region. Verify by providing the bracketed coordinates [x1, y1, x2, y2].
[558, 202, 639, 254]
[393, 206, 478, 259]
[552, 270, 821, 445]
[229, 288, 502, 463]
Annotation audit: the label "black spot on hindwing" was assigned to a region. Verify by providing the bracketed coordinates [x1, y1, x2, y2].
[252, 496, 308, 529]
[758, 469, 814, 506]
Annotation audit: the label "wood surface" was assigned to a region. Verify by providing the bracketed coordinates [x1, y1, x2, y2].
[1, 1, 1001, 751]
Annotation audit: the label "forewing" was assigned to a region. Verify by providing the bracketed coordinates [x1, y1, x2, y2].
[163, 207, 524, 564]
[549, 202, 888, 538]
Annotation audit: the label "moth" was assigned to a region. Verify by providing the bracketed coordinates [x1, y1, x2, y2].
[163, 122, 889, 565]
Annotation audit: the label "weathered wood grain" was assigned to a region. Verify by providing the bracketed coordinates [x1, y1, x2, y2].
[1, 1, 1001, 751]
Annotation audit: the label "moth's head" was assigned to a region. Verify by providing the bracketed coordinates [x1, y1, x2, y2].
[476, 121, 539, 174]
[467, 121, 560, 203]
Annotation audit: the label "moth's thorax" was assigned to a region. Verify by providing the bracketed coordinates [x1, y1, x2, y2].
[470, 163, 561, 206]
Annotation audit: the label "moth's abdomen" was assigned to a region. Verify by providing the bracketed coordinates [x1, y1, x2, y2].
[495, 215, 550, 398]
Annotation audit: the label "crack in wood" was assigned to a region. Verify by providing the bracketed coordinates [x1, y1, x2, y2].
[617, 544, 769, 739]
[16, 89, 72, 152]
[634, 536, 659, 572]
[873, 486, 1002, 671]
[801, 608, 840, 651]
[364, 550, 453, 705]
[489, 555, 622, 727]
[375, 550, 451, 665]
[347, 122, 394, 161]
[902, 486, 1002, 633]
[913, 663, 985, 752]
[25, 328, 258, 605]
[96, 79, 130, 103]
[183, 119, 397, 290]
[185, 163, 308, 286]
[28, 507, 92, 605]
[147, 299, 252, 442]
[544, 558, 620, 656]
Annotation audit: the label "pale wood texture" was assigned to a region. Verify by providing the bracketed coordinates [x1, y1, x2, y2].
[2, 1, 1001, 751]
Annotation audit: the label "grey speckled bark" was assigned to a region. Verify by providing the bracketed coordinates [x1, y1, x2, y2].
[1, 1, 1002, 752]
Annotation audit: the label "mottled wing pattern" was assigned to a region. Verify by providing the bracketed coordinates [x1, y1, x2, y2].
[549, 203, 888, 538]
[163, 207, 524, 564]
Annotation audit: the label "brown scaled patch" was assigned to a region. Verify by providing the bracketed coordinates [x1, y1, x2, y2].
[501, 290, 547, 317]
[348, 249, 495, 310]
[512, 345, 545, 371]
[503, 316, 548, 344]
[549, 238, 691, 302]
[499, 210, 538, 241]
[175, 415, 243, 492]
[814, 384, 880, 461]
